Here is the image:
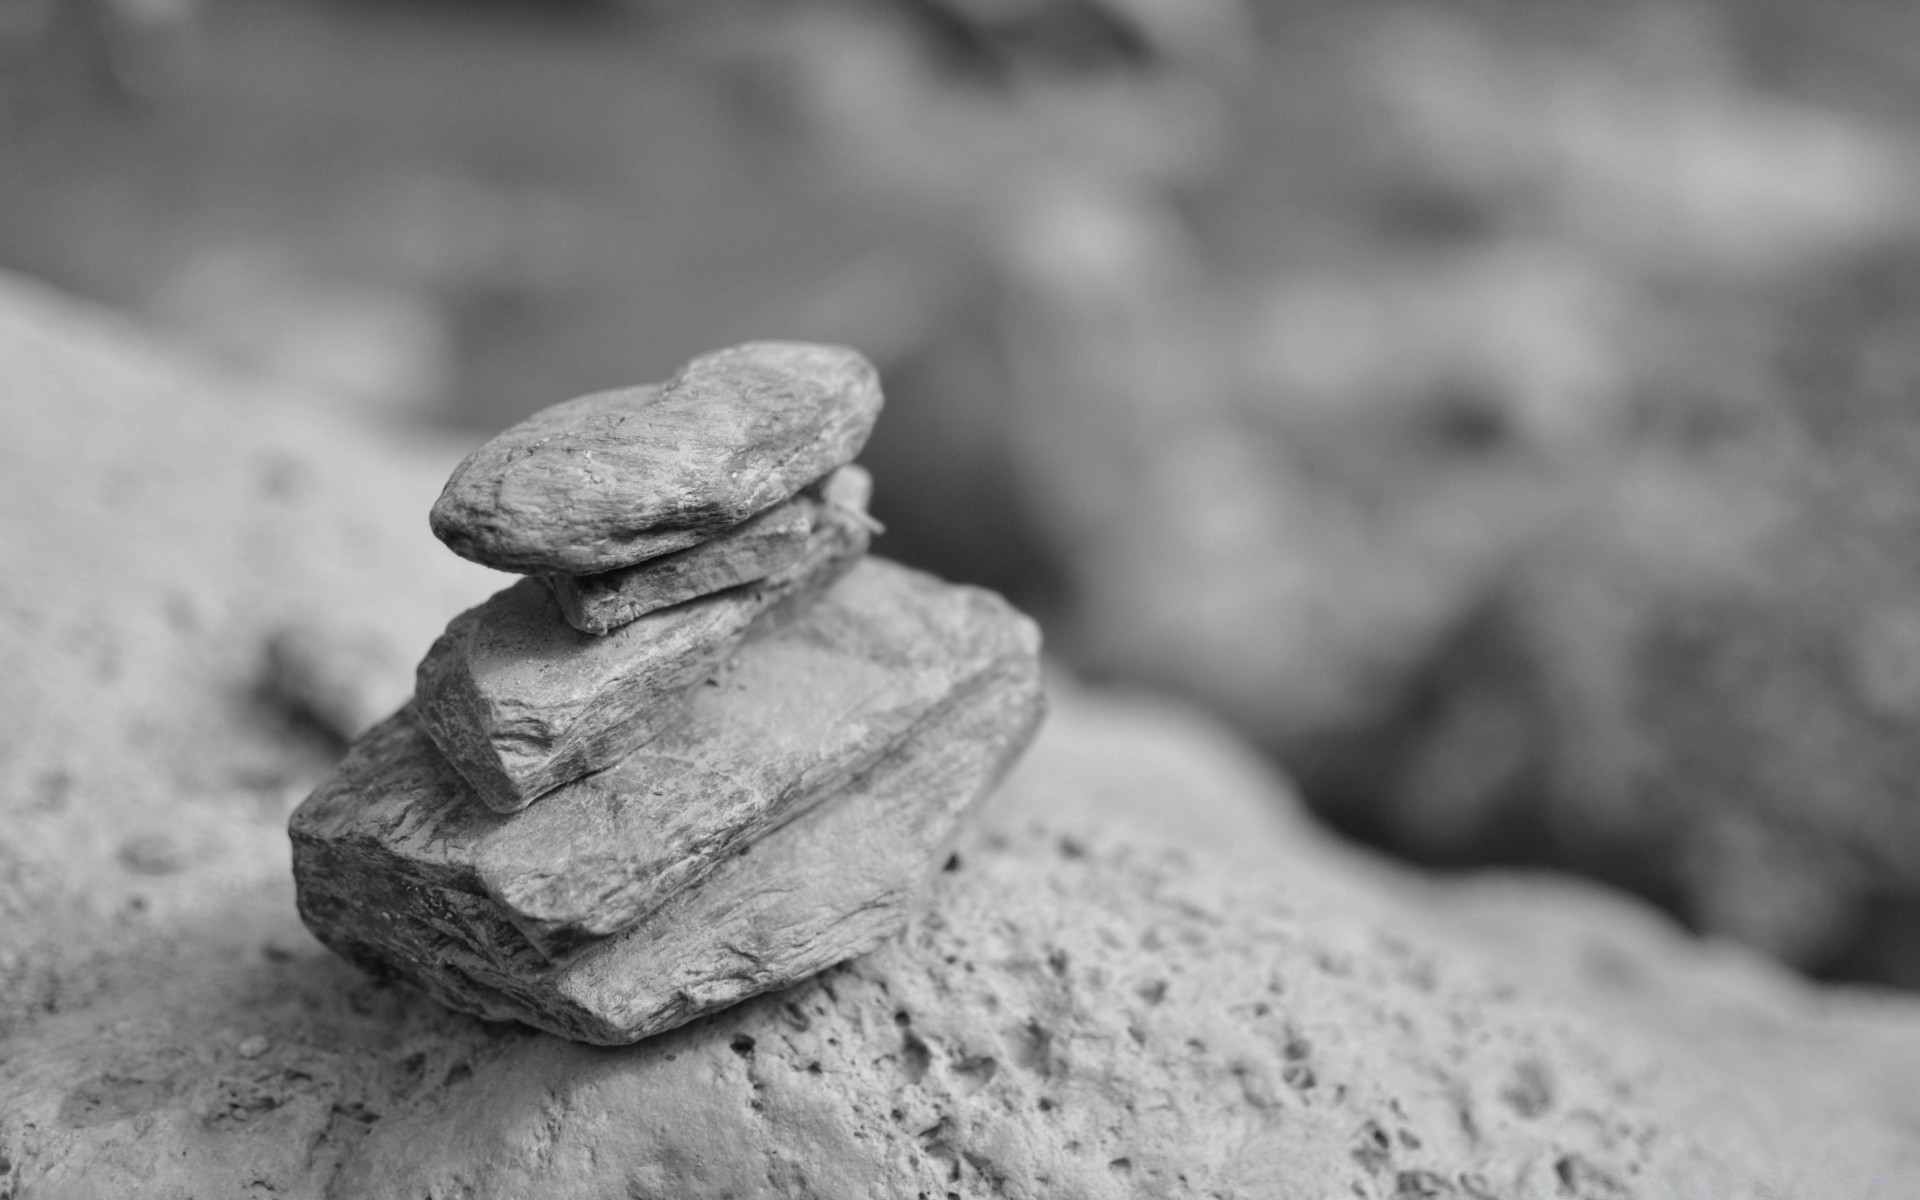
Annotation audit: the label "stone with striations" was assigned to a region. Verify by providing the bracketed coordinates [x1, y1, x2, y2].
[413, 502, 867, 812]
[290, 558, 1046, 1043]
[429, 342, 883, 575]
[549, 464, 876, 636]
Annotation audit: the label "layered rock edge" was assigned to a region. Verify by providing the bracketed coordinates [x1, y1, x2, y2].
[548, 463, 876, 636]
[291, 559, 1046, 1042]
[412, 503, 870, 812]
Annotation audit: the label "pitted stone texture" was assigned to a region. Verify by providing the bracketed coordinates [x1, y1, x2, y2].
[550, 464, 876, 636]
[294, 557, 1044, 971]
[305, 693, 1920, 1199]
[413, 517, 863, 812]
[430, 342, 883, 574]
[16, 684, 1920, 1199]
[8, 277, 1920, 1200]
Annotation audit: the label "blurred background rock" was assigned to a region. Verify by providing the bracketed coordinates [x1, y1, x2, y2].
[9, 0, 1920, 984]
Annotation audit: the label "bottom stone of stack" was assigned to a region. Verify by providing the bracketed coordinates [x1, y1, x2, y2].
[290, 561, 1045, 1044]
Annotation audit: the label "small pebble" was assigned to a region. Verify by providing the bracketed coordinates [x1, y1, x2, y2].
[237, 1035, 271, 1059]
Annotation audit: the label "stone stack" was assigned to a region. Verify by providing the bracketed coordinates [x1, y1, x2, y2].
[289, 342, 1045, 1045]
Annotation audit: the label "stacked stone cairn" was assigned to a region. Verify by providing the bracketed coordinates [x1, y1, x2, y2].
[289, 342, 1046, 1045]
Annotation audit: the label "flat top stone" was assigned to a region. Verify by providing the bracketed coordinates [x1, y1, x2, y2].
[429, 342, 883, 574]
[296, 558, 1043, 961]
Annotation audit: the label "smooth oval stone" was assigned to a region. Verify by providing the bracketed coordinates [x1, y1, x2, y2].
[430, 342, 883, 574]
[548, 465, 878, 636]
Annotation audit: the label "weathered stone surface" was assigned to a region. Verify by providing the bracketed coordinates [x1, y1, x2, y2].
[549, 464, 876, 636]
[13, 275, 1920, 1199]
[0, 272, 504, 1035]
[293, 560, 1046, 1042]
[413, 508, 866, 812]
[429, 341, 883, 574]
[297, 557, 1042, 957]
[300, 693, 1920, 1198]
[26, 677, 1920, 1199]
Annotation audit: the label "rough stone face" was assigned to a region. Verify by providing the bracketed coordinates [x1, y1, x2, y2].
[28, 683, 1920, 1199]
[549, 464, 876, 636]
[303, 694, 1920, 1199]
[300, 663, 1039, 1044]
[294, 556, 1044, 968]
[413, 510, 866, 812]
[429, 341, 883, 574]
[12, 275, 1920, 1199]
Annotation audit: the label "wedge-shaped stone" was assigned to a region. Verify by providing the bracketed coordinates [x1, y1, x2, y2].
[549, 465, 876, 636]
[290, 560, 1046, 1044]
[430, 342, 883, 574]
[414, 511, 865, 812]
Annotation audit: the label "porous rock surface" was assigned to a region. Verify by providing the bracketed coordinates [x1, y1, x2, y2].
[549, 464, 876, 635]
[5, 274, 1920, 1198]
[429, 341, 883, 574]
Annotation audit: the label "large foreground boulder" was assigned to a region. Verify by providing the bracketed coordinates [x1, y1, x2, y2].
[2, 273, 1920, 1197]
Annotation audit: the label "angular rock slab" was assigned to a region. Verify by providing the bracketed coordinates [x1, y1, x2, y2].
[414, 507, 866, 812]
[291, 559, 1046, 1043]
[549, 464, 877, 636]
[430, 342, 883, 574]
[308, 557, 1036, 958]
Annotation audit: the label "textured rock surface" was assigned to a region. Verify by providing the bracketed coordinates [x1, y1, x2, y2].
[294, 555, 1044, 967]
[430, 341, 883, 574]
[550, 464, 875, 636]
[414, 510, 865, 812]
[18, 682, 1920, 1198]
[296, 632, 1041, 1043]
[8, 275, 1920, 1198]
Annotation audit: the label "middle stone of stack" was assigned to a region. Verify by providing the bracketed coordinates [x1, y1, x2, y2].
[420, 341, 885, 813]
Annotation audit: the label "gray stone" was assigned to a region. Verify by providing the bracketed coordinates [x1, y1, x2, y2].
[301, 690, 1919, 1199]
[299, 557, 1040, 957]
[549, 464, 876, 636]
[413, 506, 865, 812]
[429, 341, 883, 574]
[292, 558, 1046, 1042]
[18, 273, 1920, 1199]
